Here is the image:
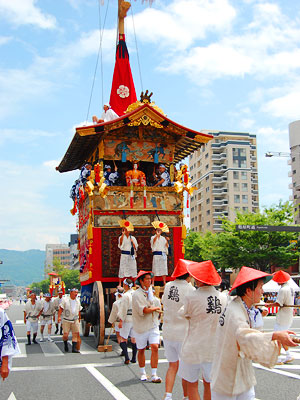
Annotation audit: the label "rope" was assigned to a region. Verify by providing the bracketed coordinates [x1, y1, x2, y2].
[130, 2, 143, 93]
[85, 0, 110, 124]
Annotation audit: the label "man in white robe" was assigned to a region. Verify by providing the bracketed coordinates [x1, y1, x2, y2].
[162, 259, 196, 400]
[211, 266, 297, 400]
[118, 220, 138, 286]
[92, 103, 119, 124]
[151, 221, 169, 286]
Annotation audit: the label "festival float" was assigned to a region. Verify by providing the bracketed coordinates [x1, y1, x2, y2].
[57, 0, 213, 349]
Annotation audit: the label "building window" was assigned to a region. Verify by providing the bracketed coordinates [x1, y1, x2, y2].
[206, 187, 210, 192]
[241, 172, 247, 180]
[293, 170, 296, 174]
[207, 221, 211, 227]
[206, 176, 209, 181]
[234, 195, 240, 203]
[207, 210, 210, 215]
[234, 183, 240, 191]
[242, 195, 248, 203]
[205, 153, 209, 158]
[233, 171, 239, 179]
[235, 207, 240, 211]
[206, 198, 210, 204]
[242, 207, 248, 212]
[242, 183, 248, 191]
[206, 164, 209, 170]
[233, 148, 247, 168]
[292, 157, 296, 162]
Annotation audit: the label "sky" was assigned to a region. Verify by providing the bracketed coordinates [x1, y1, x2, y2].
[1, 0, 300, 251]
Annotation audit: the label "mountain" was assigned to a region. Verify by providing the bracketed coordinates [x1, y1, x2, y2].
[0, 249, 45, 287]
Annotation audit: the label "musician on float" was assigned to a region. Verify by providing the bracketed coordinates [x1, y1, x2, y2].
[104, 164, 119, 186]
[118, 220, 138, 286]
[153, 164, 171, 187]
[150, 221, 169, 286]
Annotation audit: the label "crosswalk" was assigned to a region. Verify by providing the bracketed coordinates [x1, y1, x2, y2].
[14, 338, 101, 358]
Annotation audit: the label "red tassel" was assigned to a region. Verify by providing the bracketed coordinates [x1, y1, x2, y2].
[130, 196, 134, 208]
[143, 188, 147, 208]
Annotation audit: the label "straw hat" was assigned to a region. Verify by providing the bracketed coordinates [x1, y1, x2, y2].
[272, 270, 290, 284]
[119, 219, 134, 232]
[171, 259, 197, 278]
[230, 266, 272, 296]
[187, 260, 221, 286]
[152, 221, 169, 233]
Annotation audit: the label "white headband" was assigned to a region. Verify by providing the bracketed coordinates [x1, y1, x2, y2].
[123, 279, 133, 288]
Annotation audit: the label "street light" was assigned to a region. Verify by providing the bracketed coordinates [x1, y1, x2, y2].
[265, 151, 290, 158]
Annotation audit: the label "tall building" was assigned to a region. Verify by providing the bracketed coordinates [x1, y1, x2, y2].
[289, 120, 300, 224]
[69, 234, 79, 270]
[45, 243, 71, 274]
[189, 131, 259, 233]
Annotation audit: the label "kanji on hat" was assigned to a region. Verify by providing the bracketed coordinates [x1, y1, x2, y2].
[272, 270, 290, 284]
[119, 219, 134, 232]
[172, 259, 197, 278]
[135, 270, 153, 285]
[230, 266, 272, 296]
[151, 220, 169, 233]
[187, 260, 221, 286]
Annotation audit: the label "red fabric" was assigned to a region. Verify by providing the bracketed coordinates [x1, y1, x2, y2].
[272, 270, 290, 284]
[187, 260, 221, 285]
[230, 266, 271, 294]
[172, 259, 197, 278]
[109, 34, 137, 117]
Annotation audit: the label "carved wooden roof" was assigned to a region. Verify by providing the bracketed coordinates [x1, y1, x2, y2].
[57, 103, 213, 172]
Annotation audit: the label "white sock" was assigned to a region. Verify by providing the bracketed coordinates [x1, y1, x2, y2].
[151, 368, 157, 376]
[164, 393, 172, 399]
[285, 350, 291, 357]
[140, 367, 146, 375]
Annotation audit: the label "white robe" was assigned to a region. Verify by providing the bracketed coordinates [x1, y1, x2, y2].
[0, 309, 20, 369]
[150, 235, 168, 276]
[118, 235, 138, 278]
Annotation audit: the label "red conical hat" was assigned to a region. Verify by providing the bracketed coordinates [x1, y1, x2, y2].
[135, 270, 153, 285]
[230, 266, 272, 296]
[171, 259, 197, 278]
[187, 260, 221, 286]
[272, 270, 290, 284]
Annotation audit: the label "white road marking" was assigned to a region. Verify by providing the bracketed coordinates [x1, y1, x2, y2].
[7, 393, 17, 400]
[253, 363, 300, 380]
[15, 320, 24, 325]
[86, 366, 130, 400]
[40, 341, 64, 357]
[14, 343, 27, 358]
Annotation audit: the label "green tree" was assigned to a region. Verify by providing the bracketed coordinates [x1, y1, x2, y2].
[30, 279, 50, 294]
[62, 269, 80, 291]
[185, 201, 300, 272]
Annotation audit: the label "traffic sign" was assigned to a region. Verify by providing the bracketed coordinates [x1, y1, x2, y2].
[236, 224, 300, 232]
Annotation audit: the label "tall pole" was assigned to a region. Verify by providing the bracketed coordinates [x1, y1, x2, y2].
[118, 0, 131, 37]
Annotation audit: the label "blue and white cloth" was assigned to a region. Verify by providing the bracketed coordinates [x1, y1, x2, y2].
[0, 309, 20, 369]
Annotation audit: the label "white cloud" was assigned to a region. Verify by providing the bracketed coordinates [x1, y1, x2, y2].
[0, 128, 57, 146]
[262, 90, 300, 120]
[0, 36, 12, 46]
[132, 0, 236, 50]
[0, 0, 57, 29]
[0, 160, 77, 250]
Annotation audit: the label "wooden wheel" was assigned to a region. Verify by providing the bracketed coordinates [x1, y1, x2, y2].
[91, 281, 105, 346]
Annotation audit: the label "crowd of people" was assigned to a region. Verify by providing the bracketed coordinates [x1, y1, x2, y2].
[109, 262, 299, 400]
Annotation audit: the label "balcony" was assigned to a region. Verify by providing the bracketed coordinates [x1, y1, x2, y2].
[212, 199, 228, 207]
[212, 188, 228, 195]
[213, 211, 228, 218]
[213, 224, 223, 231]
[251, 190, 259, 195]
[289, 183, 293, 189]
[212, 176, 227, 183]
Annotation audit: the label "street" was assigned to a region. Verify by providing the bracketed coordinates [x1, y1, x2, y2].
[2, 303, 300, 400]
